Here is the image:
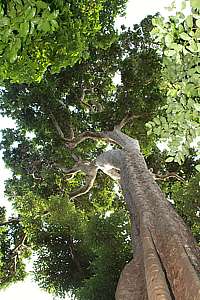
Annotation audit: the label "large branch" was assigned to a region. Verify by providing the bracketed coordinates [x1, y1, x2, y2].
[58, 159, 98, 199]
[11, 233, 27, 255]
[70, 171, 97, 199]
[64, 112, 148, 150]
[0, 218, 20, 227]
[50, 112, 74, 141]
[65, 131, 114, 149]
[60, 115, 143, 198]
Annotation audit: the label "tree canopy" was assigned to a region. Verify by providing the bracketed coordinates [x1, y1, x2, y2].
[0, 0, 126, 83]
[0, 1, 200, 299]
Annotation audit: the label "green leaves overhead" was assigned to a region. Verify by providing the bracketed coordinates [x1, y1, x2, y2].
[149, 2, 200, 164]
[0, 0, 126, 83]
[172, 173, 200, 242]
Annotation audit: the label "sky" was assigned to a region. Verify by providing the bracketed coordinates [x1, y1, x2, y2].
[0, 0, 184, 299]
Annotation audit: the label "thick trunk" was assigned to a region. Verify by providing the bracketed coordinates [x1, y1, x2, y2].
[96, 131, 200, 300]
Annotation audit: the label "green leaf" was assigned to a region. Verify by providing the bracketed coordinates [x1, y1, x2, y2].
[8, 38, 21, 63]
[195, 28, 200, 38]
[187, 40, 198, 52]
[194, 103, 200, 111]
[29, 21, 35, 34]
[147, 129, 152, 136]
[19, 22, 30, 37]
[190, 0, 200, 9]
[180, 32, 191, 40]
[196, 19, 200, 28]
[50, 20, 59, 30]
[165, 34, 173, 46]
[25, 7, 36, 20]
[195, 164, 200, 172]
[37, 20, 51, 32]
[36, 1, 49, 10]
[186, 15, 193, 28]
[171, 43, 183, 52]
[164, 49, 176, 57]
[153, 117, 160, 125]
[0, 17, 10, 27]
[166, 157, 174, 163]
[51, 10, 59, 19]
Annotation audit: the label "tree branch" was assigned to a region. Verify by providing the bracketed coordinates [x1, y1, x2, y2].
[70, 171, 97, 199]
[49, 113, 66, 141]
[58, 159, 98, 199]
[115, 112, 151, 130]
[49, 112, 74, 141]
[65, 131, 113, 149]
[0, 218, 20, 227]
[56, 164, 80, 179]
[153, 172, 184, 182]
[11, 233, 27, 255]
[6, 233, 28, 275]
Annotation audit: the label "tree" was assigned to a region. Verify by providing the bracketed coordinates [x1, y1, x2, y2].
[0, 8, 200, 300]
[0, 15, 162, 298]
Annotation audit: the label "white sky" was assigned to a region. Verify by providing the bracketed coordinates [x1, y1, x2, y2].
[0, 0, 183, 299]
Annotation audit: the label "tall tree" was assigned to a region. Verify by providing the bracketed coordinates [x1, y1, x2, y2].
[0, 6, 199, 300]
[0, 15, 162, 298]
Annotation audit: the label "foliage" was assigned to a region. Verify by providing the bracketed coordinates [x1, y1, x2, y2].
[74, 211, 132, 300]
[0, 0, 126, 83]
[33, 209, 131, 299]
[172, 173, 200, 243]
[147, 1, 200, 165]
[0, 208, 30, 288]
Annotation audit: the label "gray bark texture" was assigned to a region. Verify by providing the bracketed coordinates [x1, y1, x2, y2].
[95, 130, 200, 300]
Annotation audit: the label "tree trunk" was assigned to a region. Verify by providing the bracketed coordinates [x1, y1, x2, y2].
[96, 131, 200, 300]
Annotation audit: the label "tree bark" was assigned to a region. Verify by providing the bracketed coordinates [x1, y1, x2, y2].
[95, 131, 200, 300]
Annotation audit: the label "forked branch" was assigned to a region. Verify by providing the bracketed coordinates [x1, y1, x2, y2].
[58, 113, 143, 198]
[115, 112, 151, 130]
[70, 171, 97, 199]
[58, 160, 98, 199]
[64, 112, 148, 149]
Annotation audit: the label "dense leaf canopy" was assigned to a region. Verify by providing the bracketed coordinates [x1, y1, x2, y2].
[0, 0, 126, 83]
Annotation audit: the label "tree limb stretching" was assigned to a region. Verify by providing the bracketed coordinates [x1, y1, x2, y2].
[153, 172, 184, 182]
[57, 160, 98, 199]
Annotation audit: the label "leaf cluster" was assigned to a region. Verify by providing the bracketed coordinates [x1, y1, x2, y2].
[148, 2, 200, 165]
